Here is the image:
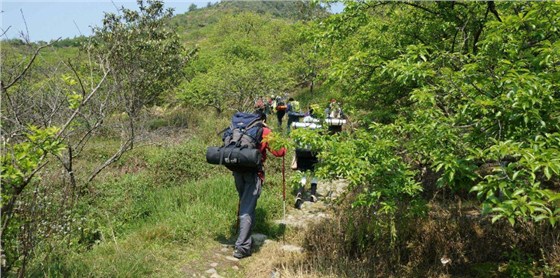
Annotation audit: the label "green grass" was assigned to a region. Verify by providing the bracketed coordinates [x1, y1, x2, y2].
[29, 156, 288, 276]
[20, 106, 290, 277]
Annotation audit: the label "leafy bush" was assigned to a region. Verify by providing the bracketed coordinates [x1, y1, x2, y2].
[317, 1, 560, 227]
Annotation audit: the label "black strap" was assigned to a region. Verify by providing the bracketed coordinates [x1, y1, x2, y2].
[227, 146, 236, 164]
[219, 147, 224, 165]
[217, 127, 230, 136]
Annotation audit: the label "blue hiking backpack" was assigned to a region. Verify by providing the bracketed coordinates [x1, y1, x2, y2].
[206, 112, 264, 172]
[222, 112, 264, 149]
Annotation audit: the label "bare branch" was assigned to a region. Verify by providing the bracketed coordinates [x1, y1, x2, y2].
[73, 20, 84, 37]
[1, 44, 51, 92]
[488, 1, 502, 23]
[56, 69, 109, 138]
[87, 135, 132, 183]
[402, 2, 437, 16]
[74, 117, 104, 156]
[2, 86, 24, 127]
[20, 9, 30, 43]
[1, 26, 12, 39]
[65, 60, 87, 97]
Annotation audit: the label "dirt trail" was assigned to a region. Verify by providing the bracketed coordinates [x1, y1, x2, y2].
[183, 179, 349, 278]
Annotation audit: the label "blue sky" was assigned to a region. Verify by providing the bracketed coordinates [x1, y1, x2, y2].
[1, 1, 343, 42]
[1, 1, 215, 42]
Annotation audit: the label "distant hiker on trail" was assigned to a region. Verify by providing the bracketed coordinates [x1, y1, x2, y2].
[264, 95, 274, 115]
[325, 98, 343, 119]
[303, 106, 319, 124]
[324, 99, 346, 134]
[255, 97, 265, 112]
[291, 106, 321, 130]
[275, 96, 287, 130]
[229, 110, 285, 259]
[294, 165, 319, 209]
[255, 97, 266, 115]
[286, 97, 303, 133]
[292, 108, 320, 209]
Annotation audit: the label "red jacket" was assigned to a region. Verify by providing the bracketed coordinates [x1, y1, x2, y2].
[259, 126, 286, 164]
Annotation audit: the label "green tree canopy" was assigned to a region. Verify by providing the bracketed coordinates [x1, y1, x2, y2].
[179, 12, 296, 113]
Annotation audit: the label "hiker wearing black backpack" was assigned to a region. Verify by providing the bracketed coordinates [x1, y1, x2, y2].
[291, 108, 321, 209]
[274, 96, 287, 129]
[286, 97, 303, 133]
[207, 109, 286, 259]
[324, 99, 346, 134]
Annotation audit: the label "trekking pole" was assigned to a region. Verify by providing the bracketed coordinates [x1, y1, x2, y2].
[282, 155, 286, 223]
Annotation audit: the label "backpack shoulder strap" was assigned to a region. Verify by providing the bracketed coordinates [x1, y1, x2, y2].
[217, 127, 229, 136]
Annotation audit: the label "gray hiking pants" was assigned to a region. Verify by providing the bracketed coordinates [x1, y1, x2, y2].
[233, 171, 262, 254]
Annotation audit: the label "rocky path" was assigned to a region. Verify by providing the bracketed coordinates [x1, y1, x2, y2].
[182, 244, 243, 277]
[184, 179, 349, 277]
[275, 179, 348, 229]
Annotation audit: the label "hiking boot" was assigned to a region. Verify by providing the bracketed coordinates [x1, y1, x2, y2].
[233, 249, 251, 259]
[310, 195, 317, 203]
[294, 197, 303, 209]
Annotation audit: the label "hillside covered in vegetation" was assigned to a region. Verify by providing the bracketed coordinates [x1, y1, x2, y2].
[1, 1, 559, 277]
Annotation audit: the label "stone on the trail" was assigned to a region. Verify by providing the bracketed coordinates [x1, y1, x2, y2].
[232, 266, 239, 271]
[210, 274, 223, 278]
[264, 239, 275, 245]
[225, 256, 239, 262]
[251, 233, 267, 246]
[210, 262, 218, 268]
[220, 247, 229, 253]
[205, 268, 217, 274]
[281, 244, 304, 253]
[270, 270, 280, 278]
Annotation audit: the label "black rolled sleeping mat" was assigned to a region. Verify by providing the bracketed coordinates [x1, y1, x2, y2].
[206, 147, 262, 168]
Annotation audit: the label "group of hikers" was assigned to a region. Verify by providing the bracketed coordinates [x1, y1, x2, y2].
[206, 95, 346, 259]
[255, 95, 345, 133]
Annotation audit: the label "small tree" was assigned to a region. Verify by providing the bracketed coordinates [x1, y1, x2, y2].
[90, 0, 187, 176]
[188, 3, 197, 12]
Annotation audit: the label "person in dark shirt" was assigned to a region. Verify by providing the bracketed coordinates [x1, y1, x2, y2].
[231, 110, 286, 259]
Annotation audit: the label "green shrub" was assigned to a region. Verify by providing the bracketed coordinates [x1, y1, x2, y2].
[146, 138, 222, 184]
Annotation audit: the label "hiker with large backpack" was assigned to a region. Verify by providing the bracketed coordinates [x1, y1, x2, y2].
[324, 99, 346, 134]
[286, 97, 303, 133]
[206, 109, 285, 259]
[291, 108, 321, 209]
